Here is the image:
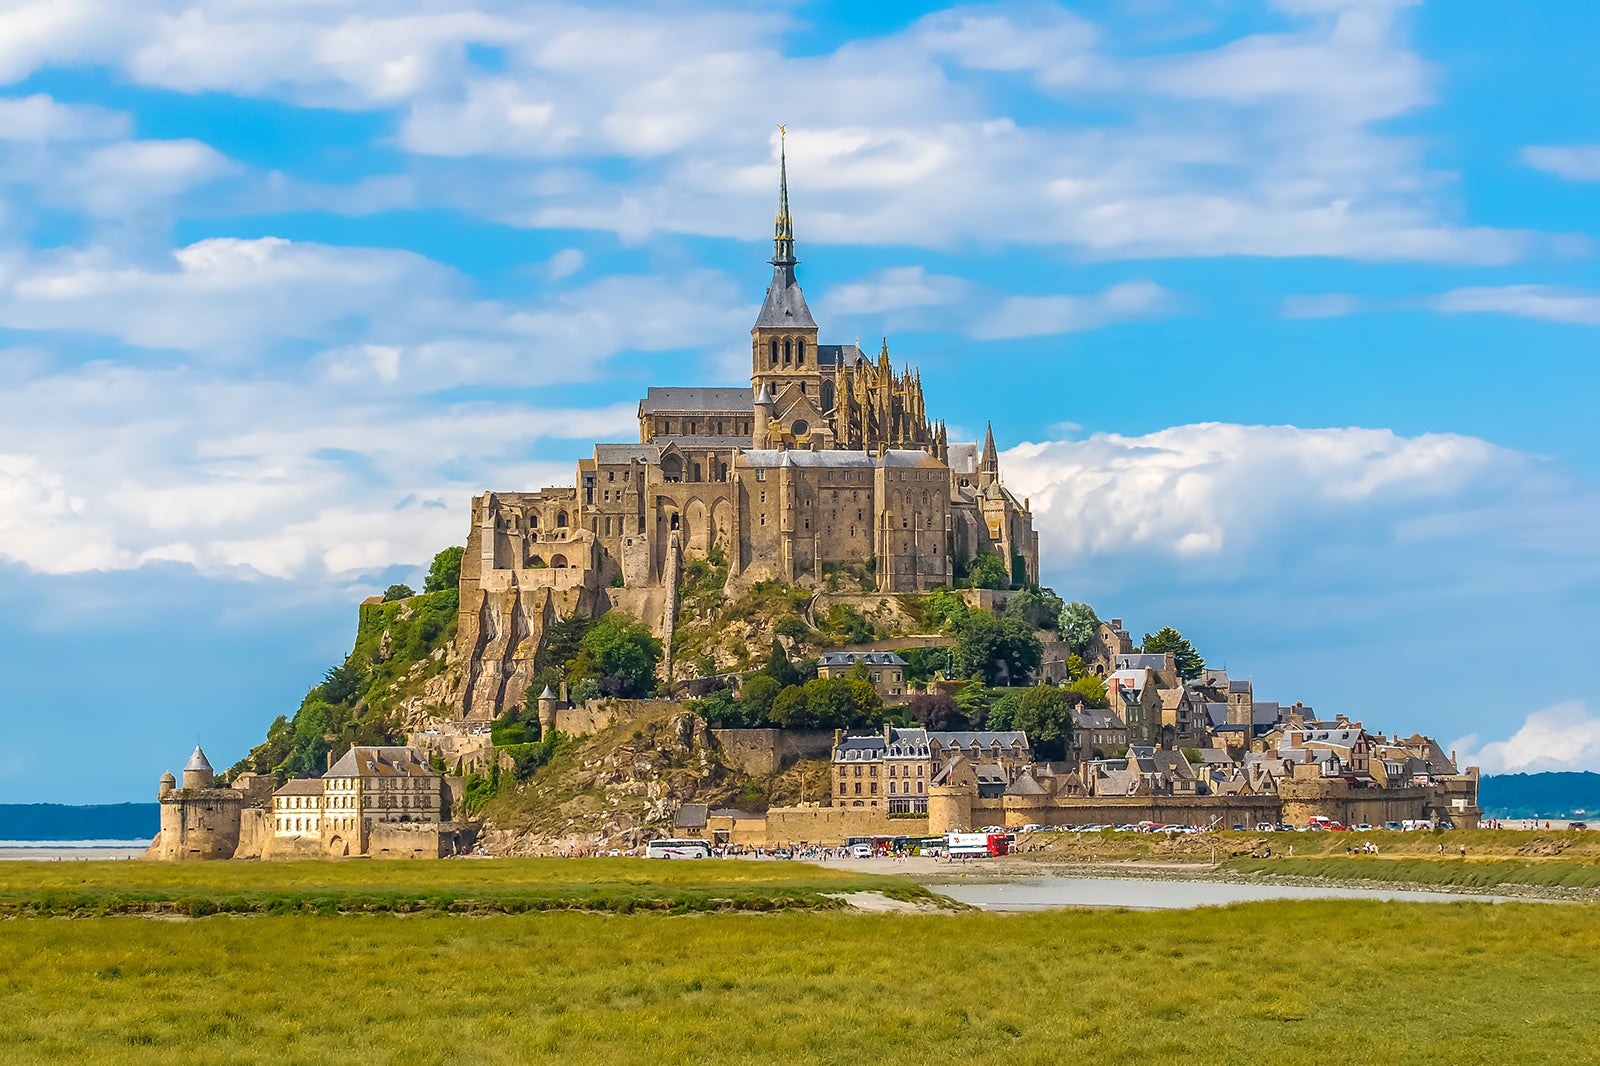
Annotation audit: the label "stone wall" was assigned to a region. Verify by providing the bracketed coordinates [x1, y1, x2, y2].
[1278, 777, 1436, 827]
[965, 795, 1283, 832]
[151, 790, 244, 860]
[711, 728, 833, 777]
[763, 805, 928, 844]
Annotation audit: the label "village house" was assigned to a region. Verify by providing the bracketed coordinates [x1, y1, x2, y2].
[816, 650, 908, 698]
[832, 725, 1031, 812]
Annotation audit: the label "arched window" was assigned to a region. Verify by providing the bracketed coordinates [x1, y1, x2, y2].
[529, 513, 539, 529]
[770, 339, 779, 365]
[670, 513, 681, 530]
[556, 511, 568, 528]
[550, 553, 568, 568]
[784, 338, 792, 365]
[797, 339, 805, 365]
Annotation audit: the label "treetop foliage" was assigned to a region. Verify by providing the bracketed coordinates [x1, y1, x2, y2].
[425, 546, 464, 594]
[1057, 601, 1101, 655]
[1141, 626, 1205, 680]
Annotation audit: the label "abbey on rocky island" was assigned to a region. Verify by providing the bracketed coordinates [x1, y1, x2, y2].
[455, 141, 1038, 717]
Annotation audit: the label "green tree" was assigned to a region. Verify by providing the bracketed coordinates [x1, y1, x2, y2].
[767, 684, 809, 728]
[1057, 602, 1101, 655]
[967, 553, 1010, 590]
[424, 546, 465, 593]
[1015, 685, 1071, 761]
[382, 583, 415, 602]
[923, 587, 969, 630]
[580, 612, 662, 698]
[766, 677, 882, 730]
[1006, 587, 1064, 630]
[953, 611, 1042, 686]
[1141, 626, 1205, 680]
[739, 674, 782, 721]
[762, 639, 802, 688]
[320, 661, 366, 707]
[900, 645, 953, 685]
[773, 615, 809, 642]
[536, 614, 594, 683]
[986, 691, 1022, 731]
[1066, 674, 1109, 709]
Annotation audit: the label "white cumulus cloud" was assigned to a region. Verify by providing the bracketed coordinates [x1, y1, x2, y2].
[1454, 703, 1600, 774]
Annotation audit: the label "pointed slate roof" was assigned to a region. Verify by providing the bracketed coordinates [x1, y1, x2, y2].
[184, 746, 212, 773]
[754, 131, 816, 330]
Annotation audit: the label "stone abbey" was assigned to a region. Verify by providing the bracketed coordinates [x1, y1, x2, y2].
[456, 141, 1037, 716]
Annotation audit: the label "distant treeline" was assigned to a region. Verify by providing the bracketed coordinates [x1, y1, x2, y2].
[1479, 773, 1600, 818]
[0, 803, 159, 841]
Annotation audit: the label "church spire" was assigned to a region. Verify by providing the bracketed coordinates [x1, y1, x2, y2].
[981, 421, 998, 471]
[772, 125, 796, 268]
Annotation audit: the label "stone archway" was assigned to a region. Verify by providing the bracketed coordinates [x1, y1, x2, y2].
[328, 835, 348, 857]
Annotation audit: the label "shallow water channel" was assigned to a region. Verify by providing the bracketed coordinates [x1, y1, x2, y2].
[932, 874, 1539, 911]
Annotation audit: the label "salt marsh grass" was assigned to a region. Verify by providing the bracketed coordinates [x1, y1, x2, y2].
[1, 899, 1596, 1064]
[0, 857, 933, 916]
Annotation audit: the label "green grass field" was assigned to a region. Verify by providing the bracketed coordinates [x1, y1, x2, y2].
[1, 897, 1597, 1064]
[0, 858, 935, 917]
[1224, 854, 1600, 891]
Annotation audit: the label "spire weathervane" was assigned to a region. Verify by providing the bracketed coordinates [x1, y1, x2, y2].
[772, 124, 797, 268]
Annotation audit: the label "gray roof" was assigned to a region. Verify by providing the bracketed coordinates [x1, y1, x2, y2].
[754, 264, 816, 329]
[818, 651, 907, 667]
[1116, 653, 1170, 671]
[929, 731, 1030, 749]
[325, 746, 435, 779]
[276, 777, 325, 797]
[738, 448, 943, 469]
[675, 803, 709, 828]
[594, 443, 660, 464]
[816, 343, 865, 368]
[639, 387, 753, 415]
[184, 746, 212, 773]
[1076, 710, 1125, 731]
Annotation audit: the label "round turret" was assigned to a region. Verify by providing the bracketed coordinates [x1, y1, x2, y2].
[182, 746, 215, 790]
[159, 771, 176, 798]
[537, 685, 559, 736]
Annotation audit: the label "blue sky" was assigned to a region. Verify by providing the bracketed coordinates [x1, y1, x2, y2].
[2, 0, 1599, 802]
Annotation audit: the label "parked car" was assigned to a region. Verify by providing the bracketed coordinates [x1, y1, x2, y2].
[1354, 823, 1373, 832]
[1384, 821, 1403, 831]
[1570, 821, 1590, 830]
[1022, 824, 1048, 833]
[1255, 823, 1276, 832]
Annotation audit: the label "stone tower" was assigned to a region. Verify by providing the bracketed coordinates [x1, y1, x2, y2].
[750, 129, 821, 403]
[182, 745, 214, 790]
[152, 744, 244, 861]
[537, 684, 559, 737]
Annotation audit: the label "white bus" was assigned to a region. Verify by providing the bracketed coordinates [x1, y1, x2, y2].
[644, 838, 712, 859]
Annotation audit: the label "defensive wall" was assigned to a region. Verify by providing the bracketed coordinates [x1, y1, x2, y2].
[710, 728, 833, 777]
[763, 805, 929, 843]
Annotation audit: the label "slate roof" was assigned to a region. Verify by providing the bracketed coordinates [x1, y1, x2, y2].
[325, 746, 436, 779]
[1076, 710, 1125, 731]
[184, 746, 213, 773]
[929, 730, 1030, 749]
[754, 264, 817, 329]
[816, 343, 865, 368]
[275, 777, 326, 797]
[947, 442, 980, 474]
[1116, 653, 1170, 672]
[638, 387, 753, 414]
[1005, 771, 1047, 797]
[675, 803, 709, 829]
[818, 650, 908, 667]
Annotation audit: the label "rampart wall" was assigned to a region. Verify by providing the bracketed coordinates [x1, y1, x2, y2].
[711, 728, 833, 777]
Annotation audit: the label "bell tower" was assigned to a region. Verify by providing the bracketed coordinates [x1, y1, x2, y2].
[751, 126, 821, 404]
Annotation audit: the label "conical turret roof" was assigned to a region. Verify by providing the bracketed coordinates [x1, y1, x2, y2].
[184, 746, 212, 773]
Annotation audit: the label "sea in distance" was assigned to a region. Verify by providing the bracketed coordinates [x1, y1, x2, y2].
[0, 803, 158, 860]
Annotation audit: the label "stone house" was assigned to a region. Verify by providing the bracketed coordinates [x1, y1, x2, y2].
[816, 650, 908, 698]
[832, 725, 1031, 812]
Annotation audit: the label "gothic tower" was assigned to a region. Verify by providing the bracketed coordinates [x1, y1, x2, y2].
[751, 129, 821, 404]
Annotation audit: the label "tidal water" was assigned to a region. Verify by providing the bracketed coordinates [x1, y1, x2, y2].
[934, 874, 1541, 911]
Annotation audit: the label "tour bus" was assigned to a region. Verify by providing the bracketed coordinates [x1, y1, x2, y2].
[946, 832, 1010, 858]
[644, 838, 713, 859]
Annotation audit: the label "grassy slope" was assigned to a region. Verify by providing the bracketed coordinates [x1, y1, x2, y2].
[0, 858, 934, 917]
[4, 899, 1598, 1063]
